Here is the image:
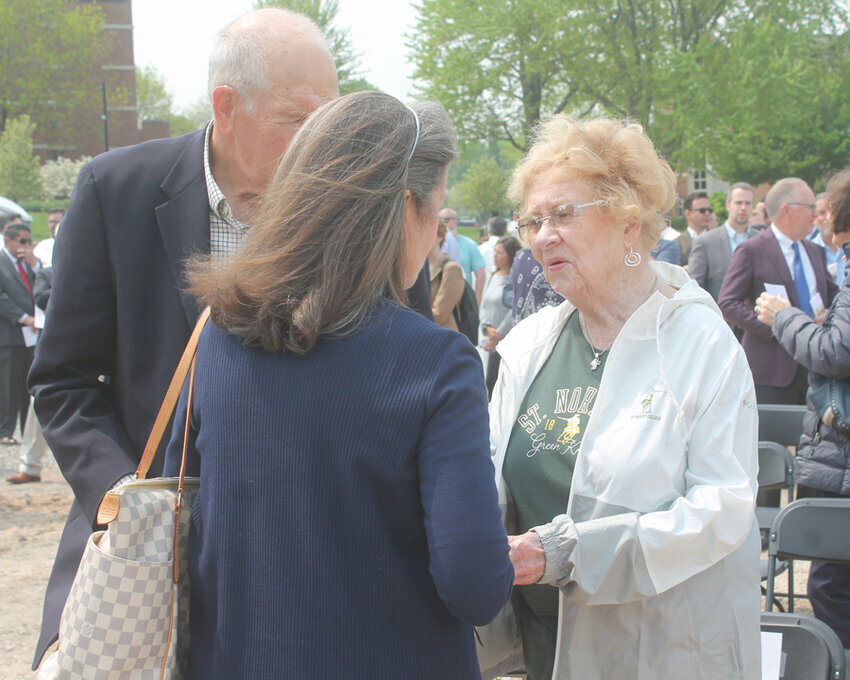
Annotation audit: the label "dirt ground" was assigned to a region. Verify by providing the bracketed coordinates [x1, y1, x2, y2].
[0, 447, 71, 680]
[0, 447, 815, 679]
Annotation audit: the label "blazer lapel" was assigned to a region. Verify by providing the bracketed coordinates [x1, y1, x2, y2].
[0, 253, 29, 297]
[155, 130, 210, 327]
[762, 230, 798, 307]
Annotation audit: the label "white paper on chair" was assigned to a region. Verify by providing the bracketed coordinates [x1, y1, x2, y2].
[761, 631, 783, 680]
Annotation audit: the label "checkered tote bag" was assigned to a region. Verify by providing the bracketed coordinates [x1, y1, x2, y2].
[38, 308, 210, 680]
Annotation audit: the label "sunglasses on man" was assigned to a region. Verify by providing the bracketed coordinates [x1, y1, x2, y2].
[694, 207, 714, 214]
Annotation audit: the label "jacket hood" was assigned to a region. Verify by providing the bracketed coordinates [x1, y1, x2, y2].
[499, 261, 719, 364]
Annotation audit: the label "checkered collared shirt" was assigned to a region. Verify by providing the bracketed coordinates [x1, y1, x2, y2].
[203, 121, 250, 259]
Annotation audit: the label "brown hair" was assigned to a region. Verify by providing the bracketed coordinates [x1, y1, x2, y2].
[189, 91, 456, 354]
[495, 235, 521, 273]
[827, 169, 850, 235]
[436, 218, 448, 247]
[508, 117, 676, 252]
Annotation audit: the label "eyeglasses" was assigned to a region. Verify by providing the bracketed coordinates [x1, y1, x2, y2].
[694, 207, 714, 214]
[517, 200, 606, 240]
[787, 202, 817, 214]
[6, 237, 31, 245]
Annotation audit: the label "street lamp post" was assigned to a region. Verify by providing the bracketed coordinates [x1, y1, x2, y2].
[101, 82, 109, 152]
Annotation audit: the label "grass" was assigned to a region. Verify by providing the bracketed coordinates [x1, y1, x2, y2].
[458, 226, 486, 243]
[28, 213, 50, 242]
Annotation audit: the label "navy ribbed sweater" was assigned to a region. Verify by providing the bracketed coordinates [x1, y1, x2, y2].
[164, 300, 514, 679]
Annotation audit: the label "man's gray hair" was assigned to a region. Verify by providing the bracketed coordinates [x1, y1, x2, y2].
[765, 178, 808, 220]
[727, 181, 754, 201]
[207, 9, 330, 111]
[487, 216, 507, 236]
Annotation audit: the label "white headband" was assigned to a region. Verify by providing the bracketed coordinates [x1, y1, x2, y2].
[405, 104, 421, 162]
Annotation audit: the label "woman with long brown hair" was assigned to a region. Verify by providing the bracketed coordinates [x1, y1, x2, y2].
[163, 92, 513, 679]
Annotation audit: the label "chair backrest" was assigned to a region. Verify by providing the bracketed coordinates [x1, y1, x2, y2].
[758, 404, 807, 447]
[769, 498, 850, 563]
[758, 441, 795, 495]
[760, 612, 845, 680]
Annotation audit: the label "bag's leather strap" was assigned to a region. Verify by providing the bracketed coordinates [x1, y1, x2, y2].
[134, 306, 211, 480]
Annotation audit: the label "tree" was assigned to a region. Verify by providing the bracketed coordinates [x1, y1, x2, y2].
[136, 66, 174, 126]
[0, 116, 44, 202]
[168, 97, 215, 137]
[0, 0, 110, 143]
[253, 0, 378, 93]
[410, 0, 850, 182]
[412, 0, 588, 151]
[458, 156, 512, 221]
[677, 15, 850, 184]
[41, 156, 90, 201]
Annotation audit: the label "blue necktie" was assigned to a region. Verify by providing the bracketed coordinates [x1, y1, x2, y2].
[792, 242, 814, 317]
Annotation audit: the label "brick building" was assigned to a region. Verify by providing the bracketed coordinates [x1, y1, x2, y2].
[33, 0, 169, 161]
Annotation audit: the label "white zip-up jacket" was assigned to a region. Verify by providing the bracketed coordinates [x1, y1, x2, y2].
[490, 262, 761, 680]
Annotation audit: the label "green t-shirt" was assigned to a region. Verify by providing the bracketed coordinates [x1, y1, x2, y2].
[502, 310, 606, 680]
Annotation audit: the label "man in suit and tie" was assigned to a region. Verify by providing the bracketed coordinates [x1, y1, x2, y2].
[688, 181, 758, 300]
[0, 224, 36, 446]
[719, 177, 839, 404]
[676, 191, 713, 266]
[26, 8, 341, 669]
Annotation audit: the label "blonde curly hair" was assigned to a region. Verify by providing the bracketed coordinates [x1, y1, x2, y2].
[509, 117, 676, 253]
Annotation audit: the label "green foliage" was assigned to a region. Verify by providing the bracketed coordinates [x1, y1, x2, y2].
[411, 0, 850, 182]
[678, 10, 850, 185]
[136, 66, 174, 125]
[0, 0, 110, 145]
[0, 116, 43, 202]
[27, 213, 51, 242]
[710, 192, 728, 224]
[457, 156, 512, 222]
[171, 97, 213, 137]
[253, 0, 379, 92]
[669, 216, 687, 232]
[41, 156, 90, 200]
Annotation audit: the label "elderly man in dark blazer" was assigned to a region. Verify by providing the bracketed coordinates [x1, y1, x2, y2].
[26, 9, 341, 669]
[719, 177, 839, 404]
[0, 224, 36, 445]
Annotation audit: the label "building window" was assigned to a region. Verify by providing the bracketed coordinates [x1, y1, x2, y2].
[693, 170, 707, 191]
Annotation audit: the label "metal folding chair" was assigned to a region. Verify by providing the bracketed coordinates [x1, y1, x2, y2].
[757, 441, 796, 532]
[757, 404, 807, 447]
[761, 612, 846, 680]
[765, 498, 850, 615]
[758, 442, 795, 610]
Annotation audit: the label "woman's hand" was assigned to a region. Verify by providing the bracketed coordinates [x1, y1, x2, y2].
[508, 531, 546, 585]
[755, 292, 791, 326]
[483, 326, 502, 352]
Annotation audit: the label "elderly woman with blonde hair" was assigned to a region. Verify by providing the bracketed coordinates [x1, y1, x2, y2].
[490, 117, 761, 679]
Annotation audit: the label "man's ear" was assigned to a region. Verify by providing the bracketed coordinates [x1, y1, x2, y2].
[212, 86, 239, 134]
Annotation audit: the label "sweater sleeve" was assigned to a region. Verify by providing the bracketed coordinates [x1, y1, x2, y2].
[418, 334, 514, 625]
[772, 287, 850, 378]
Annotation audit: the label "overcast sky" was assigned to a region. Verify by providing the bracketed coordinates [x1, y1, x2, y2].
[132, 1, 420, 110]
